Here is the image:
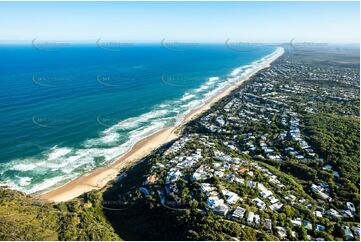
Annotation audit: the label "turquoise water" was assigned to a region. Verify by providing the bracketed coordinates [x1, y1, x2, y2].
[0, 43, 278, 193]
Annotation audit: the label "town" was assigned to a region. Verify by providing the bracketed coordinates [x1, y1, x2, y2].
[95, 47, 360, 241]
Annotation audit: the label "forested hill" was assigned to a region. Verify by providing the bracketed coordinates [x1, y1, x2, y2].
[0, 46, 359, 241]
[0, 188, 120, 241]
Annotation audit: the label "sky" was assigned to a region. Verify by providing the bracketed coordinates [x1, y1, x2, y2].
[0, 1, 359, 43]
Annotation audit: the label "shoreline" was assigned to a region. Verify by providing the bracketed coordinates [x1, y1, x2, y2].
[37, 47, 285, 203]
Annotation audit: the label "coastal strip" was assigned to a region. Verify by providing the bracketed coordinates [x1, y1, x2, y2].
[38, 47, 285, 203]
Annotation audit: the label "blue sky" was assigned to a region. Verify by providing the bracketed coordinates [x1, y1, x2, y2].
[0, 1, 359, 43]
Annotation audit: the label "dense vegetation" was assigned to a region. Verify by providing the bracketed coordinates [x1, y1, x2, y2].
[0, 189, 120, 241]
[305, 114, 359, 183]
[0, 46, 359, 241]
[99, 46, 360, 241]
[304, 114, 360, 203]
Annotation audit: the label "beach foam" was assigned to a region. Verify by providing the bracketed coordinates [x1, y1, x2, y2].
[18, 176, 32, 186]
[2, 47, 284, 194]
[48, 147, 72, 160]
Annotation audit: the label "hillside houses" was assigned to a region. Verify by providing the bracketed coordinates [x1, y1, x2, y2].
[127, 50, 359, 241]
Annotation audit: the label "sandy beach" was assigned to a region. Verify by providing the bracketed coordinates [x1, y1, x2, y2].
[38, 47, 284, 203]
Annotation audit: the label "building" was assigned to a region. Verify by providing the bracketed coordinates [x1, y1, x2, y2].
[327, 209, 342, 219]
[303, 220, 313, 230]
[213, 204, 229, 216]
[346, 202, 356, 213]
[253, 198, 266, 210]
[166, 169, 182, 183]
[264, 218, 272, 230]
[207, 196, 229, 216]
[342, 225, 354, 240]
[315, 224, 325, 231]
[247, 212, 255, 225]
[232, 207, 246, 219]
[222, 190, 240, 205]
[291, 218, 302, 227]
[276, 227, 287, 239]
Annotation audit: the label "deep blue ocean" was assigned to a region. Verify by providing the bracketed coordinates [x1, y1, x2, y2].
[0, 43, 277, 193]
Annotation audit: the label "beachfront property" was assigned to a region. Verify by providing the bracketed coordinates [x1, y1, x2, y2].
[101, 47, 360, 241]
[0, 1, 359, 241]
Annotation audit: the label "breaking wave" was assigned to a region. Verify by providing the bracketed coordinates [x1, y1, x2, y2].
[0, 47, 283, 194]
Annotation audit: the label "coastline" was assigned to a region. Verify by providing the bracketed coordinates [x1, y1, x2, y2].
[37, 47, 285, 203]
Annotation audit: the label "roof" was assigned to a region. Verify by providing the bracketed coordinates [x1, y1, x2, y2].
[303, 220, 313, 230]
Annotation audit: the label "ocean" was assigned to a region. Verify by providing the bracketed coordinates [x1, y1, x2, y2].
[0, 43, 278, 194]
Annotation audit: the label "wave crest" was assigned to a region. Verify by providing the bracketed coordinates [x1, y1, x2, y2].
[0, 47, 283, 194]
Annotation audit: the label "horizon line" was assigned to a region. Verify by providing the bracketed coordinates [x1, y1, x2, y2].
[0, 40, 359, 45]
